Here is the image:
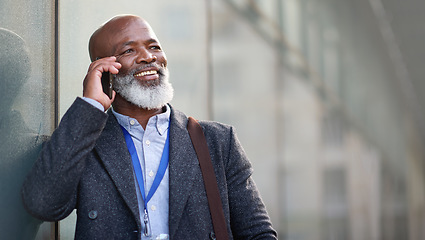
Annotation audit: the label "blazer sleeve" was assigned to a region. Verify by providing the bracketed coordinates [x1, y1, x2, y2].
[224, 126, 277, 240]
[21, 98, 108, 221]
[201, 121, 277, 240]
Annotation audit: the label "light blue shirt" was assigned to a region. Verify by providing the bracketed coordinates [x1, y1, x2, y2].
[82, 97, 170, 239]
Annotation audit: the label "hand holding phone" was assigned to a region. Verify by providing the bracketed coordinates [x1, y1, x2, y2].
[83, 56, 121, 110]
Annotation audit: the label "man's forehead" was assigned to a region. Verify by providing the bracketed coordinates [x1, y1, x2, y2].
[109, 24, 159, 49]
[116, 37, 159, 47]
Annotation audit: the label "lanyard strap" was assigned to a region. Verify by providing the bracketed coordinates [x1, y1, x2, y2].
[120, 126, 170, 210]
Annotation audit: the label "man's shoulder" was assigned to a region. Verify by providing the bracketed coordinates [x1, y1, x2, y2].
[169, 106, 234, 146]
[197, 119, 232, 135]
[169, 105, 233, 133]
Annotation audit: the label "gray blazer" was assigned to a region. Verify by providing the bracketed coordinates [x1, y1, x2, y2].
[22, 98, 277, 240]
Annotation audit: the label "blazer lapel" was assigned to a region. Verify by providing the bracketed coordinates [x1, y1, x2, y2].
[168, 107, 200, 238]
[94, 111, 141, 229]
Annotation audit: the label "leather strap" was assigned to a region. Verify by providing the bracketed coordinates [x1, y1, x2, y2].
[187, 117, 230, 240]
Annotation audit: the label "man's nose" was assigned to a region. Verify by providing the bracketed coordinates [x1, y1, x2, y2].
[135, 48, 156, 63]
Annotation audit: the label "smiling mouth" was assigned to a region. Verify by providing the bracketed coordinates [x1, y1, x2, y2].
[134, 70, 158, 77]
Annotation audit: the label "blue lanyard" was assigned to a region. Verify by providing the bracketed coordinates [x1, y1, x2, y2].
[120, 126, 169, 236]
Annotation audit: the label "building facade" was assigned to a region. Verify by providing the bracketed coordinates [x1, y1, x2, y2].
[1, 0, 424, 239]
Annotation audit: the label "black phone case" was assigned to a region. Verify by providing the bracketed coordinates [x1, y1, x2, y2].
[101, 72, 114, 99]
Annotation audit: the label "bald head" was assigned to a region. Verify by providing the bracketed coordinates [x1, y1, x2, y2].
[88, 15, 156, 61]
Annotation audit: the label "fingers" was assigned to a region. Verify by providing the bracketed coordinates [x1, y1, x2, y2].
[83, 56, 122, 110]
[88, 56, 121, 75]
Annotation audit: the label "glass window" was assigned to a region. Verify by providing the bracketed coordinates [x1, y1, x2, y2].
[0, 0, 56, 239]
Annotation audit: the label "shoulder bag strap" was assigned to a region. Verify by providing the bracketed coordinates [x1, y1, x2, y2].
[187, 117, 230, 240]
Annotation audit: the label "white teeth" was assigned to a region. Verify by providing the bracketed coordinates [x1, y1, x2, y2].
[134, 70, 157, 77]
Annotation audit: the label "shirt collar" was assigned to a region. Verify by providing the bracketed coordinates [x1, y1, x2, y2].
[111, 104, 170, 136]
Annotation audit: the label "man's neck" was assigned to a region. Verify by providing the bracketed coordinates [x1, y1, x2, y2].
[112, 95, 165, 129]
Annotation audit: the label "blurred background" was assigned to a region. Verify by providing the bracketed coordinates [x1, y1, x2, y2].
[2, 0, 425, 239]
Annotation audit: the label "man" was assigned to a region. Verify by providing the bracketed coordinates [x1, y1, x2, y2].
[22, 15, 277, 240]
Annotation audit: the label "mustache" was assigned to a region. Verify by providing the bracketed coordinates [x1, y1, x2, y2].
[125, 63, 167, 76]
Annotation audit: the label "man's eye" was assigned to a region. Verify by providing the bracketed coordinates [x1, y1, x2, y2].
[122, 49, 133, 54]
[150, 46, 161, 50]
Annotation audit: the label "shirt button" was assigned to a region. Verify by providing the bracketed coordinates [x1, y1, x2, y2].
[145, 140, 150, 146]
[149, 170, 154, 177]
[130, 120, 136, 125]
[151, 205, 157, 211]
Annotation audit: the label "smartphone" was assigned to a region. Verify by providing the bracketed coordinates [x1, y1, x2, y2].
[101, 72, 115, 99]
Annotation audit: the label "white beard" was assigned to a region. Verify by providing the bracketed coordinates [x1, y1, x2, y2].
[113, 65, 174, 110]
